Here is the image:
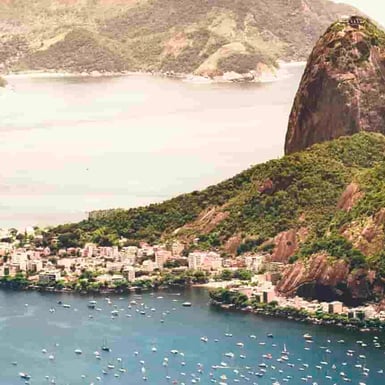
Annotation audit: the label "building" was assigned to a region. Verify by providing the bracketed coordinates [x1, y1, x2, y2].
[155, 250, 172, 270]
[27, 259, 43, 273]
[188, 252, 222, 271]
[244, 255, 264, 272]
[262, 289, 276, 304]
[39, 270, 61, 285]
[123, 266, 136, 282]
[349, 15, 363, 28]
[142, 260, 157, 272]
[328, 301, 343, 314]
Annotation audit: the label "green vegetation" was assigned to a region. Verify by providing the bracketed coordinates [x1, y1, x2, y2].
[292, 235, 367, 269]
[209, 288, 249, 308]
[0, 0, 357, 74]
[214, 269, 253, 281]
[210, 288, 385, 331]
[47, 133, 385, 275]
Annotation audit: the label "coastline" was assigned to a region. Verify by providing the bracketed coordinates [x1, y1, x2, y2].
[210, 300, 384, 334]
[2, 61, 305, 84]
[2, 279, 383, 334]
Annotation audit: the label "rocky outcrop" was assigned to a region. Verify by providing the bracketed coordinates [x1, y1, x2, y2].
[337, 182, 363, 211]
[277, 252, 384, 301]
[277, 253, 350, 295]
[285, 17, 385, 154]
[341, 208, 385, 256]
[270, 227, 308, 263]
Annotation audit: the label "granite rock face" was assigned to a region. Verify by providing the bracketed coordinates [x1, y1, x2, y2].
[285, 17, 385, 154]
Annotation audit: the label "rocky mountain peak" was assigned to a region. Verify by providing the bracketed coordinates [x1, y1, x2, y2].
[285, 16, 385, 154]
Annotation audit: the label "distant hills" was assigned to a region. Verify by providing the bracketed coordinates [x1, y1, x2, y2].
[0, 0, 358, 77]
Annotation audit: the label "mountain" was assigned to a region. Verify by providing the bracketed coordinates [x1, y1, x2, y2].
[49, 132, 385, 303]
[285, 16, 385, 154]
[0, 0, 358, 77]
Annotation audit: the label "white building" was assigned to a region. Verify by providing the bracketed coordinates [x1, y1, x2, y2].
[123, 265, 136, 282]
[188, 252, 222, 271]
[155, 250, 172, 270]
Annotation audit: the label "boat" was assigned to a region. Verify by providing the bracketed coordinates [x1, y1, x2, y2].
[182, 302, 192, 307]
[101, 339, 111, 352]
[88, 300, 97, 309]
[303, 333, 313, 340]
[19, 373, 31, 380]
[74, 349, 82, 355]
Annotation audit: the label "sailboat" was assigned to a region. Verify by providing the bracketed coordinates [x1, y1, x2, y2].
[101, 338, 111, 352]
[282, 344, 289, 356]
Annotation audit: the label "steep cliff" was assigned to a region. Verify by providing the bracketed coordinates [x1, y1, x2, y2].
[285, 16, 385, 154]
[0, 0, 357, 75]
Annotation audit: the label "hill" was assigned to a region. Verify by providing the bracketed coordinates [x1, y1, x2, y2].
[47, 132, 385, 302]
[285, 16, 385, 154]
[0, 0, 358, 77]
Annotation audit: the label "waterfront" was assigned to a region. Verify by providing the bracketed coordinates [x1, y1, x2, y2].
[0, 66, 303, 228]
[1, 288, 385, 385]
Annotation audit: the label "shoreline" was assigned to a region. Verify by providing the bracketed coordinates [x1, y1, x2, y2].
[210, 300, 384, 334]
[1, 281, 383, 334]
[2, 61, 305, 84]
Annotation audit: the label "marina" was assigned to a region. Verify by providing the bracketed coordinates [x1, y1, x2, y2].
[0, 288, 384, 384]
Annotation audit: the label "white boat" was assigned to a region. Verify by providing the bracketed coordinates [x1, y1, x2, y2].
[74, 349, 82, 355]
[19, 373, 31, 380]
[182, 302, 192, 307]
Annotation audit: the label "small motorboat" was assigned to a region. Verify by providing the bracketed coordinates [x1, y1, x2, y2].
[19, 373, 31, 380]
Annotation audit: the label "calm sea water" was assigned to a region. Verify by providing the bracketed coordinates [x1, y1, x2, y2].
[0, 288, 384, 385]
[1, 67, 304, 228]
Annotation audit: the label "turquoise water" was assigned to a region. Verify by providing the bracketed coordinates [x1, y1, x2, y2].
[0, 288, 384, 385]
